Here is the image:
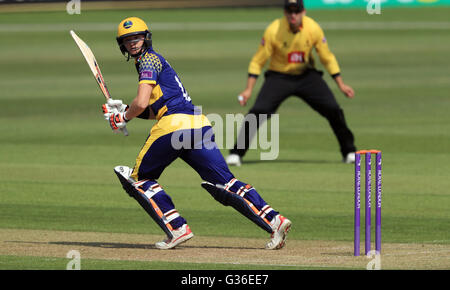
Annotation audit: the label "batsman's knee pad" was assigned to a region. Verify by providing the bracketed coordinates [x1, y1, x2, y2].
[114, 165, 136, 197]
[114, 166, 184, 238]
[201, 180, 273, 233]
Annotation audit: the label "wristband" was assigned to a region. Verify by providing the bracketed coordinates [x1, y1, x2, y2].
[332, 73, 341, 79]
[123, 112, 130, 122]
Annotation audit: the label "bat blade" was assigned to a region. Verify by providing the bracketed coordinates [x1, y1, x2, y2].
[70, 30, 111, 100]
[71, 30, 128, 136]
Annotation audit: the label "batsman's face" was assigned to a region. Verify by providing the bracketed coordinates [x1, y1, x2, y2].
[123, 35, 145, 55]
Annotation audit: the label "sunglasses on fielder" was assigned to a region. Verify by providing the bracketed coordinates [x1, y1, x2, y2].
[285, 8, 302, 14]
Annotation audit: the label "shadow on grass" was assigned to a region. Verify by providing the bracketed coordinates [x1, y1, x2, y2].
[242, 159, 341, 165]
[6, 240, 262, 250]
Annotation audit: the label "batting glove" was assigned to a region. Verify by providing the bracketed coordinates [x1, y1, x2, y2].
[102, 99, 128, 120]
[109, 111, 129, 131]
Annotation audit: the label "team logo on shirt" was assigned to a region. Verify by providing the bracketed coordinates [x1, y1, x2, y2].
[141, 71, 153, 79]
[288, 51, 305, 63]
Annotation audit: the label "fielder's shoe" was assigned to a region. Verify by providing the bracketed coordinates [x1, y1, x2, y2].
[226, 154, 242, 166]
[266, 215, 291, 250]
[155, 224, 194, 250]
[343, 152, 356, 164]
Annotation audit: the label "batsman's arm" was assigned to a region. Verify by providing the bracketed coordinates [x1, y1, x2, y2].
[124, 83, 156, 121]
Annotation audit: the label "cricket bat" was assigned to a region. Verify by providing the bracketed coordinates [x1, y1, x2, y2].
[70, 30, 128, 136]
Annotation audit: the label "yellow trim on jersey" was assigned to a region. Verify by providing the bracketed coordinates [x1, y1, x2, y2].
[149, 85, 163, 105]
[136, 84, 165, 120]
[155, 105, 167, 120]
[131, 114, 212, 180]
[248, 16, 340, 76]
[139, 80, 156, 85]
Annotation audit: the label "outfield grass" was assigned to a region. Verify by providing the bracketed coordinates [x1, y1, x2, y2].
[0, 7, 449, 269]
[1, 255, 331, 270]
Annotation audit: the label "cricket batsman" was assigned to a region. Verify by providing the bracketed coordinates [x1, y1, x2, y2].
[226, 0, 357, 166]
[102, 17, 291, 250]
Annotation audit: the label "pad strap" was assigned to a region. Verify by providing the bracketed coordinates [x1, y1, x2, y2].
[201, 181, 273, 233]
[114, 168, 175, 238]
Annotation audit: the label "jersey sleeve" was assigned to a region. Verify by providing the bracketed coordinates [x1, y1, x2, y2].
[313, 22, 340, 76]
[248, 22, 275, 76]
[138, 52, 163, 85]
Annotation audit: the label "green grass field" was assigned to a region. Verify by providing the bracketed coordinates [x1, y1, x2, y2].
[0, 6, 449, 270]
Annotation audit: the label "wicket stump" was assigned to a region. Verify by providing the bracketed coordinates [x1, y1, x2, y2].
[354, 150, 382, 256]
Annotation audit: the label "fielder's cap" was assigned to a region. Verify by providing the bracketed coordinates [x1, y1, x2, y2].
[284, 0, 304, 11]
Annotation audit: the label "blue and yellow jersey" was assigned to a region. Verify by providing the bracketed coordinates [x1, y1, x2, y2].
[131, 48, 211, 181]
[135, 48, 197, 120]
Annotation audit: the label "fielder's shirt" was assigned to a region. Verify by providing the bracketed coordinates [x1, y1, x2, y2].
[248, 16, 340, 77]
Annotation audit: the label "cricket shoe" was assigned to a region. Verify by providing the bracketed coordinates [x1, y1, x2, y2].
[343, 152, 356, 164]
[225, 154, 242, 166]
[155, 224, 194, 250]
[266, 215, 291, 250]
